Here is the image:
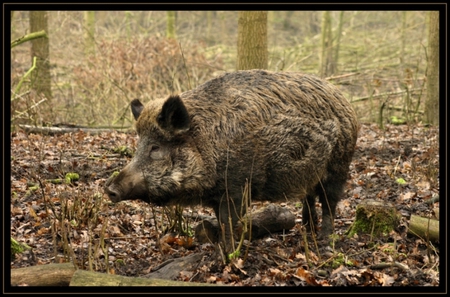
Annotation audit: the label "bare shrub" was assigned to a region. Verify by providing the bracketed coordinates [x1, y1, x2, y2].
[71, 36, 224, 127]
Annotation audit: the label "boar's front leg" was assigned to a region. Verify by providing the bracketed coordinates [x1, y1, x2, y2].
[302, 193, 319, 234]
[213, 194, 245, 258]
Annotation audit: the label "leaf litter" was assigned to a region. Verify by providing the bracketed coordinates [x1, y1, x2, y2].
[10, 123, 440, 287]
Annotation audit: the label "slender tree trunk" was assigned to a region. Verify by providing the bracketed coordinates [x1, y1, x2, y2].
[425, 11, 439, 125]
[206, 11, 212, 45]
[84, 11, 95, 56]
[167, 11, 176, 39]
[30, 11, 52, 101]
[309, 11, 320, 34]
[219, 12, 227, 44]
[125, 11, 133, 40]
[283, 11, 294, 30]
[320, 11, 334, 77]
[400, 11, 407, 67]
[333, 11, 345, 74]
[237, 11, 268, 70]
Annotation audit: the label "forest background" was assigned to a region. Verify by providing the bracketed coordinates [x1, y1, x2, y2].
[10, 10, 439, 129]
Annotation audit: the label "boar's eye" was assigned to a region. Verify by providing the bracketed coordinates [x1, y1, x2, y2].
[150, 145, 165, 160]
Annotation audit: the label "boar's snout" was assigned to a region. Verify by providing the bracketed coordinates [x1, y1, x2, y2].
[104, 172, 123, 203]
[104, 167, 149, 204]
[105, 185, 122, 203]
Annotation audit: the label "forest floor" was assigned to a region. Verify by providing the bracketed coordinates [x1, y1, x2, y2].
[10, 123, 441, 288]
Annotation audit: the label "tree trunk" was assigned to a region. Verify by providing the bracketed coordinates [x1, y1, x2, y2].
[320, 11, 334, 77]
[333, 11, 345, 74]
[206, 11, 213, 45]
[219, 11, 226, 44]
[125, 11, 133, 40]
[237, 11, 268, 70]
[425, 11, 439, 125]
[309, 11, 320, 34]
[29, 11, 52, 101]
[166, 11, 176, 39]
[400, 11, 407, 67]
[84, 11, 95, 56]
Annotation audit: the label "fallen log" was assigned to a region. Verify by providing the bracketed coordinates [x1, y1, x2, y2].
[11, 263, 76, 286]
[408, 214, 439, 243]
[18, 124, 131, 135]
[10, 262, 217, 287]
[195, 204, 296, 244]
[70, 269, 215, 286]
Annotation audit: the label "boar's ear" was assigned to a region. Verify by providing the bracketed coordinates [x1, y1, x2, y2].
[157, 95, 190, 134]
[131, 99, 144, 121]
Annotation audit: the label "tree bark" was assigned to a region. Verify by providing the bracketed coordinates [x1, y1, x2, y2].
[11, 263, 76, 286]
[195, 204, 296, 244]
[206, 11, 212, 45]
[29, 11, 52, 101]
[70, 268, 215, 286]
[84, 11, 95, 56]
[425, 11, 439, 125]
[10, 262, 218, 286]
[11, 30, 48, 49]
[408, 214, 439, 243]
[166, 11, 176, 39]
[237, 11, 268, 70]
[346, 199, 401, 238]
[320, 11, 334, 77]
[333, 11, 345, 74]
[18, 124, 132, 135]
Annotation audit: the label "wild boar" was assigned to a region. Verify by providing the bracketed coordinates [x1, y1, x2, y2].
[105, 69, 359, 253]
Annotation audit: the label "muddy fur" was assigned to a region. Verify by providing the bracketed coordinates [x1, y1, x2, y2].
[105, 69, 359, 252]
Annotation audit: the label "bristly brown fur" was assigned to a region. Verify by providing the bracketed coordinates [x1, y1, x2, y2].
[106, 69, 359, 253]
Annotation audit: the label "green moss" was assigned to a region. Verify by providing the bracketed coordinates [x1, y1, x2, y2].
[347, 201, 400, 238]
[390, 116, 406, 125]
[11, 237, 31, 257]
[396, 178, 406, 185]
[65, 172, 80, 184]
[113, 145, 134, 157]
[28, 185, 39, 191]
[48, 178, 63, 184]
